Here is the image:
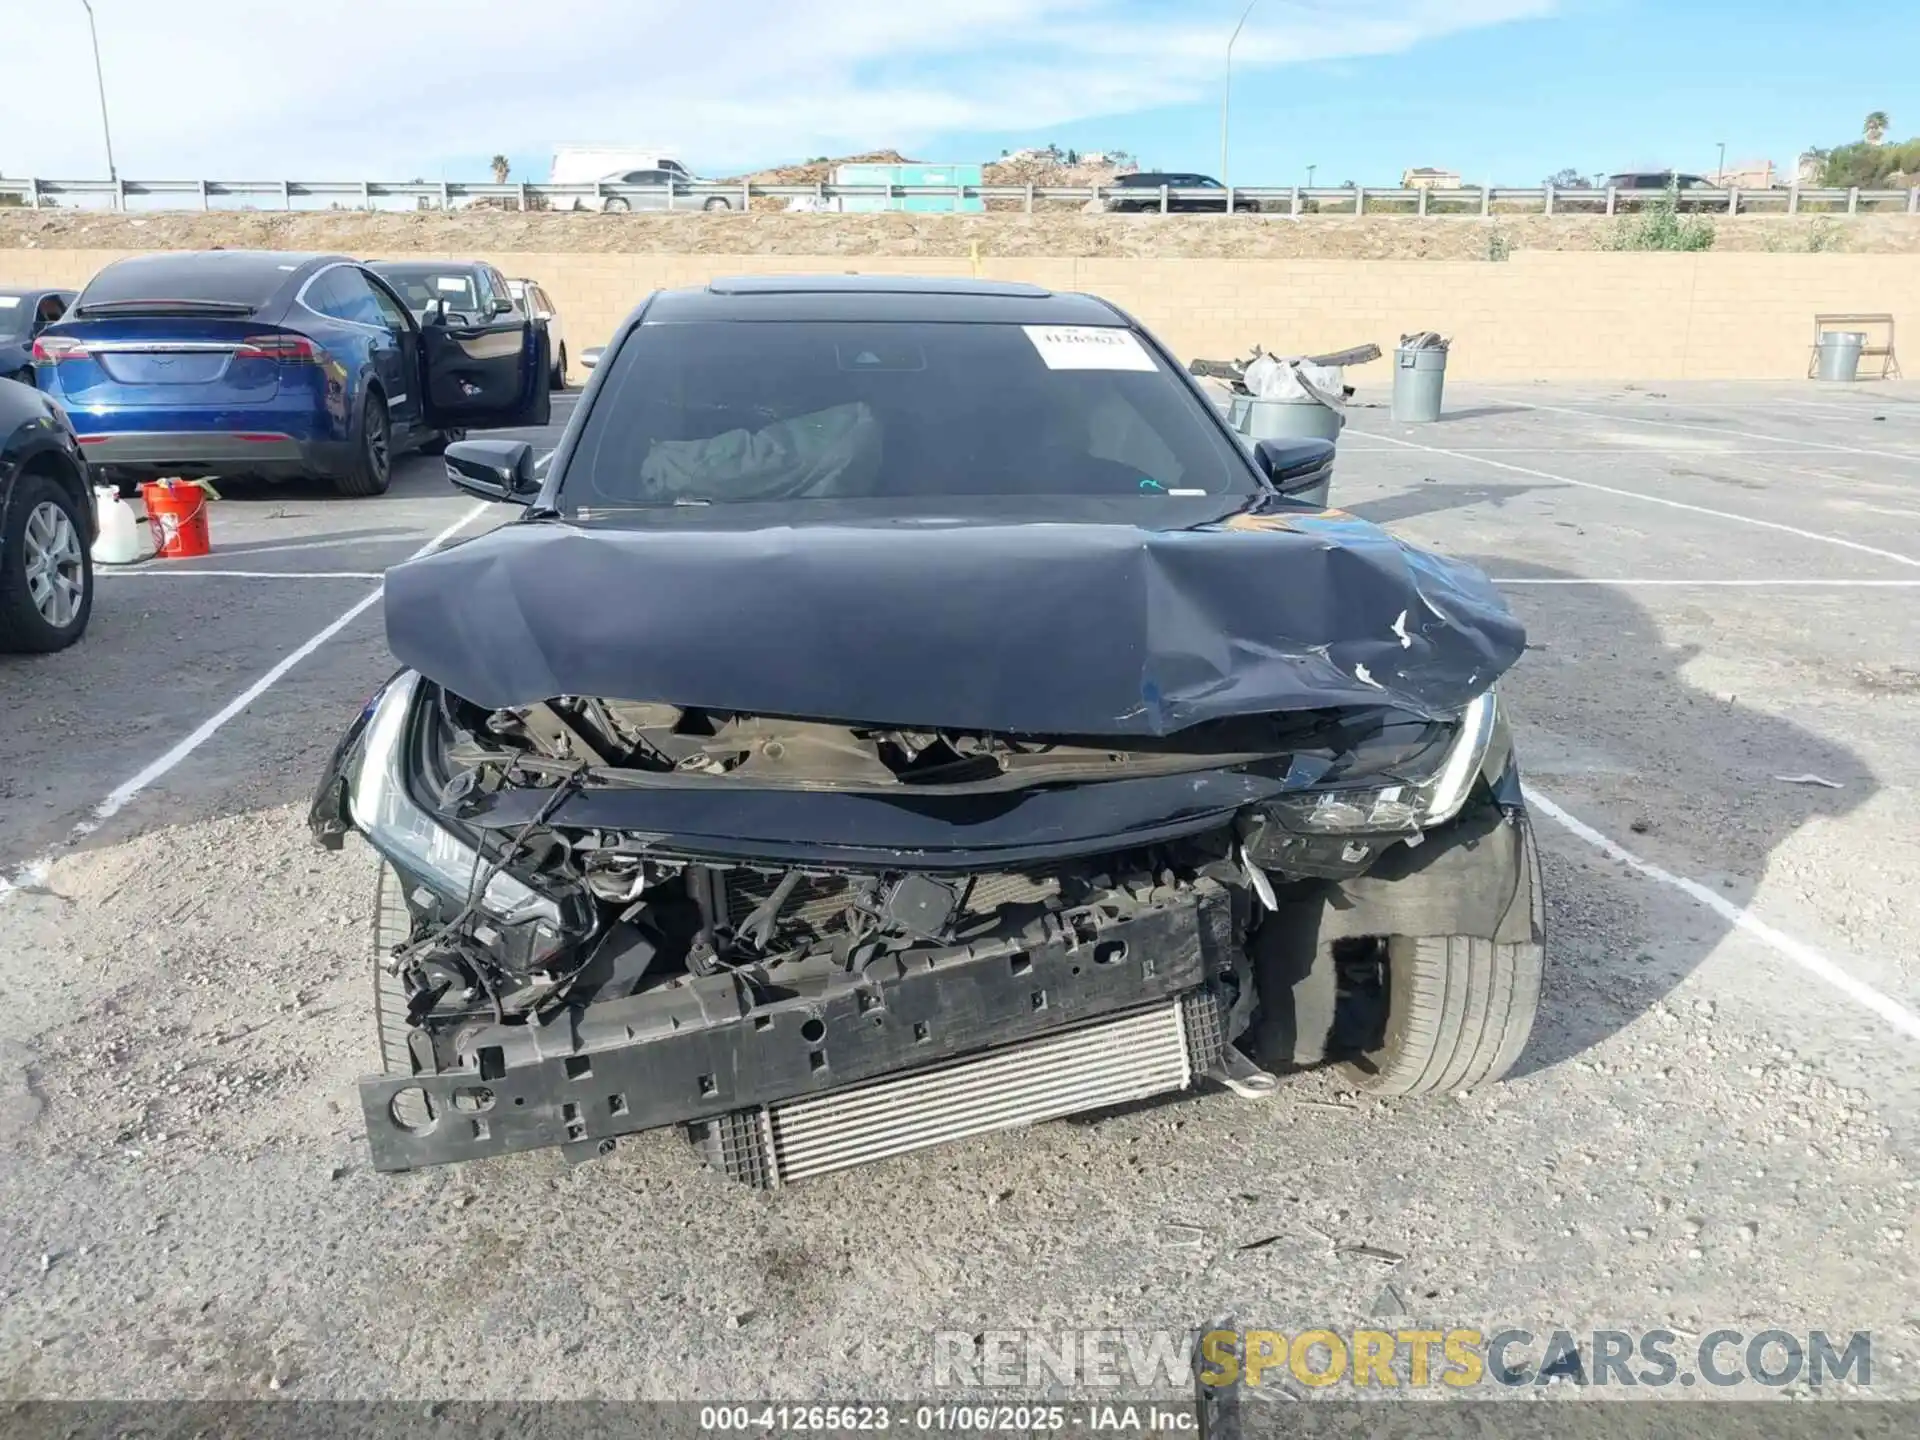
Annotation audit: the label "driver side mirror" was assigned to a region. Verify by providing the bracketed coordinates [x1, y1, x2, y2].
[487, 297, 514, 318]
[445, 439, 541, 504]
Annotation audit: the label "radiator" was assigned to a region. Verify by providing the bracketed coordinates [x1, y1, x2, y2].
[689, 991, 1224, 1186]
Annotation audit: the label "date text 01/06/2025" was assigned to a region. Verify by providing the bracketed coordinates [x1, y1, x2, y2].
[697, 1402, 1196, 1433]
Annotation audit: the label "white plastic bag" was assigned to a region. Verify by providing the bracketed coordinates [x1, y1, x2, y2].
[1243, 355, 1345, 403]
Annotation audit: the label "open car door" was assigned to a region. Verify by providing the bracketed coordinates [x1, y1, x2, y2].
[417, 308, 551, 432]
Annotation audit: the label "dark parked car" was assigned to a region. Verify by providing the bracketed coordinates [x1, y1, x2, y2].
[1104, 172, 1262, 213]
[312, 276, 1541, 1185]
[33, 252, 550, 497]
[1606, 171, 1717, 210]
[1, 374, 95, 652]
[0, 288, 77, 387]
[369, 262, 566, 391]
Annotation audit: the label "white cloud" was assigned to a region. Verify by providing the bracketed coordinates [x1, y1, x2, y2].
[1, 0, 1553, 178]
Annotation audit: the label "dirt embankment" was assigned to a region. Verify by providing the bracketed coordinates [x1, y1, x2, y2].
[4, 209, 1916, 259]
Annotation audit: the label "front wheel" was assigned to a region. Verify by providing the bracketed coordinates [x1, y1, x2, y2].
[1341, 934, 1543, 1095]
[602, 196, 631, 214]
[550, 344, 567, 390]
[0, 471, 94, 653]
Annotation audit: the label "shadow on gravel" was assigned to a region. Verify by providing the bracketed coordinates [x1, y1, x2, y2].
[1476, 556, 1873, 1079]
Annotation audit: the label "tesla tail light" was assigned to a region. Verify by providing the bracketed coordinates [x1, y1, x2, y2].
[235, 334, 323, 363]
[32, 335, 89, 362]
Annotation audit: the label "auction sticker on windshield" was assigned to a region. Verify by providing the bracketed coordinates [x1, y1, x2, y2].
[1023, 325, 1157, 372]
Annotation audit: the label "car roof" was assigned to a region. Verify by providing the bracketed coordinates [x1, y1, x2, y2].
[74, 251, 344, 310]
[642, 275, 1125, 326]
[92, 250, 343, 286]
[368, 259, 490, 273]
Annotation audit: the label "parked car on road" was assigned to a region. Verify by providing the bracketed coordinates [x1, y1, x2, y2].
[505, 278, 570, 388]
[0, 373, 94, 652]
[34, 252, 551, 496]
[1606, 171, 1717, 210]
[576, 168, 735, 213]
[313, 275, 1541, 1185]
[0, 288, 77, 388]
[1102, 172, 1262, 213]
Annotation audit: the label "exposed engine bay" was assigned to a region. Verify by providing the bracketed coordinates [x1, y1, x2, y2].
[386, 684, 1272, 1050]
[316, 668, 1534, 1179]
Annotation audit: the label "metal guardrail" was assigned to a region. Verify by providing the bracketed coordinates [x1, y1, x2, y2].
[1, 176, 1916, 217]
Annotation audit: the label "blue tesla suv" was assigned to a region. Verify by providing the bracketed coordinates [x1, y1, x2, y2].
[33, 251, 551, 495]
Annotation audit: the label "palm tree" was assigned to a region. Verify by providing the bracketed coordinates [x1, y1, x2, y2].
[1864, 111, 1889, 145]
[490, 154, 511, 184]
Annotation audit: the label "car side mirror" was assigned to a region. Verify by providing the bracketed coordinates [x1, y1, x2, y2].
[1252, 437, 1336, 500]
[579, 347, 601, 370]
[488, 297, 514, 318]
[445, 439, 540, 504]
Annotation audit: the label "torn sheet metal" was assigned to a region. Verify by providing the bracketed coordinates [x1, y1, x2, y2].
[385, 495, 1525, 737]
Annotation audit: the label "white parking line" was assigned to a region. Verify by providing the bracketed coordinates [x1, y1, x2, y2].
[1526, 787, 1920, 1043]
[1347, 429, 1920, 570]
[0, 498, 497, 902]
[1494, 578, 1920, 587]
[1508, 401, 1920, 463]
[97, 569, 384, 580]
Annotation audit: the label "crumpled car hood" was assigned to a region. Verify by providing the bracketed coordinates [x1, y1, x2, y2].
[385, 496, 1525, 736]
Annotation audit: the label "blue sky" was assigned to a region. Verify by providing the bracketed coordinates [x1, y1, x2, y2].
[3, 1, 1910, 186]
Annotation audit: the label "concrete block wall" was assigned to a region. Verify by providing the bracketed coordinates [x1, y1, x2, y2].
[3, 248, 1914, 380]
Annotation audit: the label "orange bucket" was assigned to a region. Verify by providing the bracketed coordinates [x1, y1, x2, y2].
[140, 479, 212, 559]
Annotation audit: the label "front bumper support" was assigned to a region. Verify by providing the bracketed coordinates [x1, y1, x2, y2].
[360, 877, 1240, 1171]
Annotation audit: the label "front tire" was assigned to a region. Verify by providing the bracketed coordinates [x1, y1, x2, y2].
[333, 392, 392, 497]
[603, 196, 631, 214]
[0, 471, 93, 653]
[1343, 934, 1543, 1095]
[550, 344, 567, 390]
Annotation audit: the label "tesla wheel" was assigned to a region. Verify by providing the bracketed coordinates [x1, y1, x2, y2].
[0, 470, 93, 653]
[334, 392, 392, 497]
[550, 344, 568, 391]
[703, 197, 732, 212]
[419, 426, 465, 457]
[603, 197, 631, 214]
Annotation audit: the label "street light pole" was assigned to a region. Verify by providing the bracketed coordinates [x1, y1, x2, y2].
[1218, 0, 1261, 192]
[80, 0, 118, 186]
[1716, 140, 1726, 183]
[1305, 163, 1316, 188]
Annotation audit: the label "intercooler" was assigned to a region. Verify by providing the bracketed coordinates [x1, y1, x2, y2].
[688, 990, 1226, 1186]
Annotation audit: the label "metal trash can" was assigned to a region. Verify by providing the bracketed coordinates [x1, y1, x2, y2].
[1391, 346, 1448, 422]
[1241, 396, 1343, 444]
[1814, 331, 1866, 383]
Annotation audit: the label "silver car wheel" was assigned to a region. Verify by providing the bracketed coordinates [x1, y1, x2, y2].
[23, 499, 85, 628]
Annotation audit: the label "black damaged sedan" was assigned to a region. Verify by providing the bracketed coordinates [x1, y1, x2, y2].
[312, 276, 1542, 1184]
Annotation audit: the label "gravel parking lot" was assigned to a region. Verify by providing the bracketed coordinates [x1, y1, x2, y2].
[2, 378, 1918, 1403]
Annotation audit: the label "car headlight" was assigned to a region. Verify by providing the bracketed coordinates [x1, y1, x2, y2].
[350, 670, 561, 926]
[1261, 689, 1504, 838]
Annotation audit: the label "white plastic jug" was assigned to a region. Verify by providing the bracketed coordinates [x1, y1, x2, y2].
[91, 485, 152, 565]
